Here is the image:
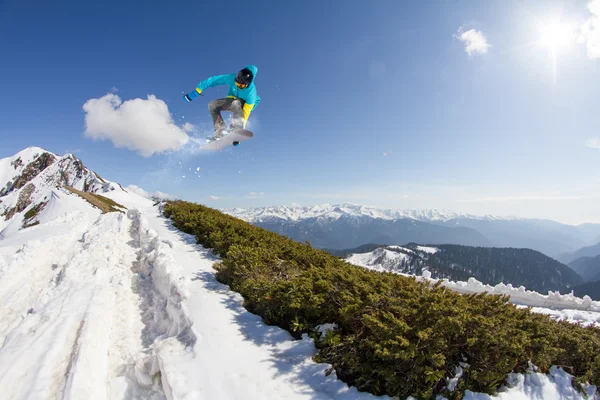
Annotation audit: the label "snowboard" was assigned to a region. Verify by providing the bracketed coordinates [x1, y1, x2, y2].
[202, 129, 254, 151]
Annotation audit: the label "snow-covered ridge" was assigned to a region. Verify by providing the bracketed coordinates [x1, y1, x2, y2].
[346, 245, 440, 278]
[223, 203, 519, 223]
[347, 247, 413, 272]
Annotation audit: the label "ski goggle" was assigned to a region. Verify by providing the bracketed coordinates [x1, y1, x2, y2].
[235, 81, 248, 89]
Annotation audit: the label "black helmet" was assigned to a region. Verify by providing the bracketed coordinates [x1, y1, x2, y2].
[235, 68, 253, 88]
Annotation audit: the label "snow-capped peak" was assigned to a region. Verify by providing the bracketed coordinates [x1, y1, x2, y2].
[0, 147, 122, 235]
[0, 147, 55, 193]
[13, 146, 53, 160]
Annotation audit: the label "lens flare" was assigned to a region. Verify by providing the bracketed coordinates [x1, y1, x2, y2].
[539, 21, 571, 52]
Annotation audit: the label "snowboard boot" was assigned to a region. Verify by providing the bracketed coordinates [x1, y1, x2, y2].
[208, 129, 228, 142]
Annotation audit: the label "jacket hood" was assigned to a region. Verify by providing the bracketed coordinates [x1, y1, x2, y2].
[244, 65, 258, 81]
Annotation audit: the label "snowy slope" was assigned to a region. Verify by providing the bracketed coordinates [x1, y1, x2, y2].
[0, 147, 598, 399]
[0, 187, 595, 399]
[346, 247, 413, 273]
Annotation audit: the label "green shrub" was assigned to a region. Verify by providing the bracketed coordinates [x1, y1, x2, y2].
[164, 200, 600, 399]
[24, 201, 46, 220]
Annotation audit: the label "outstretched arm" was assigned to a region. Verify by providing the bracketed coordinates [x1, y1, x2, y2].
[197, 74, 235, 92]
[184, 73, 235, 102]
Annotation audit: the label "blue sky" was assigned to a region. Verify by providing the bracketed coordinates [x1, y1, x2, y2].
[1, 0, 600, 224]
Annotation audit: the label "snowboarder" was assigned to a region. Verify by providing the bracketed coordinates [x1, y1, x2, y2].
[184, 65, 260, 140]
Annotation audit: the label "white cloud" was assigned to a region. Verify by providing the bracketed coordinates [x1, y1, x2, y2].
[153, 191, 175, 200]
[209, 195, 220, 200]
[579, 0, 600, 59]
[586, 137, 600, 148]
[126, 184, 175, 200]
[456, 28, 491, 55]
[125, 184, 149, 197]
[247, 192, 265, 199]
[83, 94, 189, 157]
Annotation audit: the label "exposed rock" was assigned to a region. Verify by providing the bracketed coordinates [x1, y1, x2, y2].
[60, 157, 85, 184]
[22, 201, 48, 228]
[9, 153, 56, 195]
[0, 180, 13, 197]
[10, 157, 23, 169]
[4, 183, 35, 220]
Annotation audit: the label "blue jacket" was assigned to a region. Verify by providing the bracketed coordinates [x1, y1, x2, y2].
[193, 65, 260, 126]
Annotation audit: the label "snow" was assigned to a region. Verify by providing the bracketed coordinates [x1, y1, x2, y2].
[0, 147, 598, 399]
[462, 366, 597, 400]
[446, 365, 464, 392]
[416, 245, 439, 254]
[439, 277, 600, 315]
[316, 323, 338, 338]
[346, 247, 411, 273]
[525, 307, 600, 327]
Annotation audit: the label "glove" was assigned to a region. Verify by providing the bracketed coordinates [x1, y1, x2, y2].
[184, 88, 202, 102]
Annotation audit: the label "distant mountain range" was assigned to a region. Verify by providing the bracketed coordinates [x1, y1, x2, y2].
[340, 243, 583, 294]
[223, 204, 600, 258]
[568, 255, 600, 282]
[559, 244, 600, 298]
[559, 242, 600, 264]
[225, 204, 512, 223]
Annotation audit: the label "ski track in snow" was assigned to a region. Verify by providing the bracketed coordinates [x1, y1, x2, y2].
[110, 192, 384, 400]
[0, 184, 598, 399]
[0, 195, 185, 399]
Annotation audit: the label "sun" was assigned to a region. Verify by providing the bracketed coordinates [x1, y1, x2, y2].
[535, 18, 574, 84]
[538, 21, 572, 52]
